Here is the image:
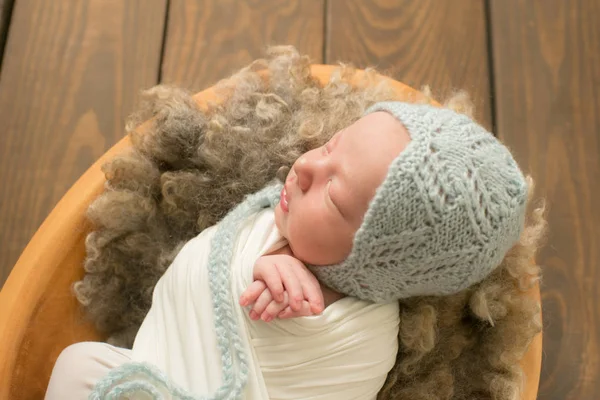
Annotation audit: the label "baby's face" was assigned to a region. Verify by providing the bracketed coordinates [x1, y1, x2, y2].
[275, 111, 411, 265]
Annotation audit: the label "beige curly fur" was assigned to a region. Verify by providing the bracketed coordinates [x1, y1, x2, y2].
[74, 46, 546, 400]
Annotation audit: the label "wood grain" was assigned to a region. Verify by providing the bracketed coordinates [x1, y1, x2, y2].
[0, 0, 167, 287]
[326, 0, 492, 129]
[490, 0, 600, 398]
[161, 0, 324, 91]
[0, 0, 14, 67]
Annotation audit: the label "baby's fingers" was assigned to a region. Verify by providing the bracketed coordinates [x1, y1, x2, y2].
[254, 260, 285, 302]
[278, 301, 313, 319]
[277, 264, 303, 311]
[240, 280, 267, 307]
[299, 271, 324, 314]
[261, 294, 289, 323]
[250, 289, 273, 321]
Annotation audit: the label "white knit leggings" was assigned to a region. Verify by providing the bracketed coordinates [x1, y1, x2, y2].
[44, 342, 132, 400]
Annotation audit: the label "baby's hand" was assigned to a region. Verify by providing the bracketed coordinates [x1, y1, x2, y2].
[239, 254, 324, 319]
[240, 280, 314, 322]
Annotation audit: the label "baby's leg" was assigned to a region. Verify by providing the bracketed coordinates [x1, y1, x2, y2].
[45, 341, 132, 400]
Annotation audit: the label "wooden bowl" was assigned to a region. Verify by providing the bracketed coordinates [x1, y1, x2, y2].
[0, 65, 543, 400]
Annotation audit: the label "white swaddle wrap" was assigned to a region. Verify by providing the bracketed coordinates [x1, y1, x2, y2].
[125, 209, 400, 399]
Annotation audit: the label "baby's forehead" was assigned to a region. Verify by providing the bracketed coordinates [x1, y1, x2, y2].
[332, 111, 411, 219]
[351, 111, 411, 142]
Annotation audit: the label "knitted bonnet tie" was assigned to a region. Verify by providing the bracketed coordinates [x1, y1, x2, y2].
[310, 101, 528, 303]
[90, 184, 282, 400]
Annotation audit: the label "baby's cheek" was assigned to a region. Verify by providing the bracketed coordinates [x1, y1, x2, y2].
[288, 235, 319, 265]
[295, 236, 335, 265]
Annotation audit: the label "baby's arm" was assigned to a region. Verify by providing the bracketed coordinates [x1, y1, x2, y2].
[239, 253, 324, 322]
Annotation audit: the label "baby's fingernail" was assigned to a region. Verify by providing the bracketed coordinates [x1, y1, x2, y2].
[240, 297, 247, 306]
[262, 314, 272, 323]
[249, 311, 258, 320]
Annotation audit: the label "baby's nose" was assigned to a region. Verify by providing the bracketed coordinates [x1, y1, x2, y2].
[295, 157, 313, 192]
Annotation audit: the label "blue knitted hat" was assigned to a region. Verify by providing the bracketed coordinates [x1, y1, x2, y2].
[310, 102, 528, 302]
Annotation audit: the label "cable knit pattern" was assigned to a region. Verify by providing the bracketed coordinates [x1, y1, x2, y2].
[311, 102, 528, 302]
[89, 183, 282, 400]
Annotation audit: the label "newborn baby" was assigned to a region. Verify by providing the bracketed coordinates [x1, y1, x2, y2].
[46, 102, 527, 400]
[242, 101, 527, 325]
[239, 108, 413, 322]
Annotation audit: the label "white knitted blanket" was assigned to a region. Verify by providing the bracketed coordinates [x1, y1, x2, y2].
[127, 209, 400, 399]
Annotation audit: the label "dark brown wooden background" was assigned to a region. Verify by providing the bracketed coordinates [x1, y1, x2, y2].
[0, 1, 597, 399]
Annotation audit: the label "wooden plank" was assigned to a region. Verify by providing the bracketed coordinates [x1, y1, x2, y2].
[326, 0, 492, 129]
[0, 1, 14, 37]
[490, 0, 600, 398]
[161, 0, 324, 91]
[0, 0, 15, 68]
[0, 0, 167, 286]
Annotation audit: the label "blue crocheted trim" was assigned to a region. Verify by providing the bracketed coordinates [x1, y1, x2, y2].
[89, 183, 283, 400]
[89, 362, 200, 400]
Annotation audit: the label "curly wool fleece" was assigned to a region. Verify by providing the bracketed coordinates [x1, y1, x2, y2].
[76, 46, 546, 400]
[91, 100, 528, 398]
[311, 102, 528, 302]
